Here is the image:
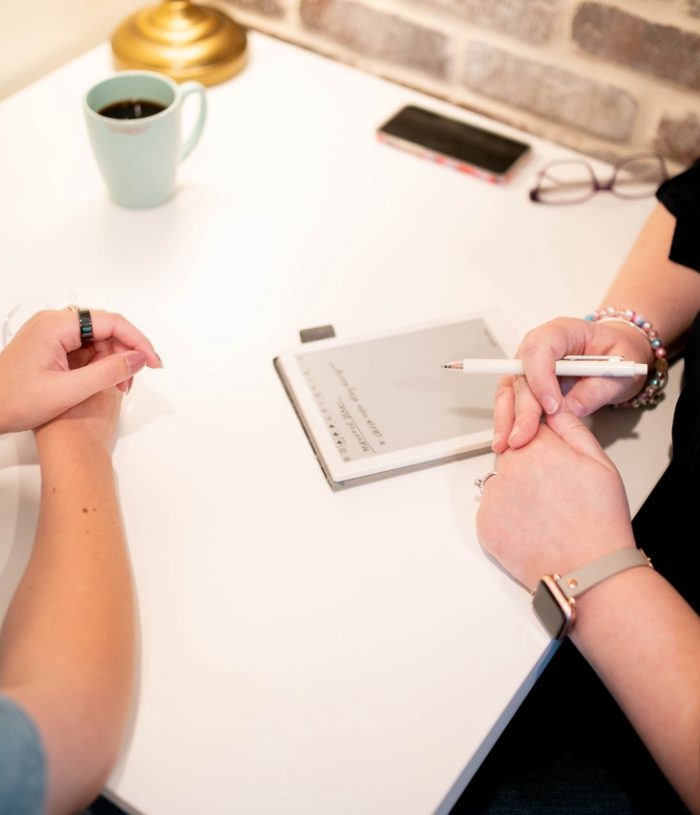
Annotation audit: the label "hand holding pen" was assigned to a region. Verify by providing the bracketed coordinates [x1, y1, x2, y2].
[467, 316, 656, 453]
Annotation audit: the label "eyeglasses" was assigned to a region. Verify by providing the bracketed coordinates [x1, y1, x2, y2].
[529, 153, 669, 205]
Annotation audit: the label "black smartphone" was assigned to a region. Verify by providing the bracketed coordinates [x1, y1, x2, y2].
[377, 104, 531, 183]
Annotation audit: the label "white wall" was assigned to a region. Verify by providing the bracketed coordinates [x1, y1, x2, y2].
[0, 0, 145, 100]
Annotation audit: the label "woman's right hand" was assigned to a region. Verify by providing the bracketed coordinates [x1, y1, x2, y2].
[493, 316, 653, 453]
[0, 307, 160, 435]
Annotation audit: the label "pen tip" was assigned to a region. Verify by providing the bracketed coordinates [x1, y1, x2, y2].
[442, 362, 463, 370]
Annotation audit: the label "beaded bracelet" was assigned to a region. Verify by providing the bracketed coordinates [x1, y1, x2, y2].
[584, 307, 668, 408]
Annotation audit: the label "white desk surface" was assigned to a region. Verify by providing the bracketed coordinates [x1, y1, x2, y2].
[0, 32, 678, 815]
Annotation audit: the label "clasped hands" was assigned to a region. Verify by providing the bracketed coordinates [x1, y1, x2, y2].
[0, 307, 647, 595]
[0, 308, 161, 438]
[477, 317, 650, 591]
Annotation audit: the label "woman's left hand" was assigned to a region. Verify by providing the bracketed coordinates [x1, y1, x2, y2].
[477, 410, 636, 591]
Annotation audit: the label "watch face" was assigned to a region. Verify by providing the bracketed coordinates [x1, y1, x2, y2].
[532, 576, 574, 640]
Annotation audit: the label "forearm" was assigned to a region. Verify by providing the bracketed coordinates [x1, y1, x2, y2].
[571, 567, 700, 813]
[602, 204, 700, 352]
[0, 431, 135, 814]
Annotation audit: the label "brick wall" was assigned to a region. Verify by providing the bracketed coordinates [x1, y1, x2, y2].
[213, 0, 700, 168]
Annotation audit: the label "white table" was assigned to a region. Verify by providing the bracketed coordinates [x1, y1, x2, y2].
[0, 32, 678, 815]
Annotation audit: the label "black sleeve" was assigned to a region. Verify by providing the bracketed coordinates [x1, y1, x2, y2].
[656, 159, 700, 273]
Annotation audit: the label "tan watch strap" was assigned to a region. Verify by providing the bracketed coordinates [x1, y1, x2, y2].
[555, 548, 652, 600]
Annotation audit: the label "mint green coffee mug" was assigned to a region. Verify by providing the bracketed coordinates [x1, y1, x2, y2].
[84, 70, 207, 209]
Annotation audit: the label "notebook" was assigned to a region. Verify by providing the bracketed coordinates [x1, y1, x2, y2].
[274, 308, 519, 489]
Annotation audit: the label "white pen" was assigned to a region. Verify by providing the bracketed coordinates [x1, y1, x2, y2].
[442, 355, 648, 377]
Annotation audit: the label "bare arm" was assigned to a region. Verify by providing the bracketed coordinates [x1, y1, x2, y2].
[495, 204, 700, 451]
[602, 203, 700, 354]
[0, 388, 135, 815]
[478, 410, 700, 812]
[572, 565, 700, 812]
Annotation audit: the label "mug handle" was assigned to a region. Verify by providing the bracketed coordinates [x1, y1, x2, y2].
[179, 81, 208, 161]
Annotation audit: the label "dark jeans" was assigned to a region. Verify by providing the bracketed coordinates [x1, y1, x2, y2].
[450, 639, 688, 814]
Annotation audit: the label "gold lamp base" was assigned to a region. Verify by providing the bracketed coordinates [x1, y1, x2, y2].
[111, 0, 247, 86]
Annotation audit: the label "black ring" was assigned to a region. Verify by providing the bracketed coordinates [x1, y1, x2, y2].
[78, 309, 93, 346]
[74, 307, 94, 346]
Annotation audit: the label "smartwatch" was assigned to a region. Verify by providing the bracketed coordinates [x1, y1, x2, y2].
[532, 548, 652, 640]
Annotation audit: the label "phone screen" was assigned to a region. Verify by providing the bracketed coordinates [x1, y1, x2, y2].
[377, 105, 530, 180]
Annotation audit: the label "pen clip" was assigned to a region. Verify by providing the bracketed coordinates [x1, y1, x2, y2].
[562, 355, 625, 362]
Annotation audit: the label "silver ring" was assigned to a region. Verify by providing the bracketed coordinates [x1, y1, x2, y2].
[474, 471, 497, 495]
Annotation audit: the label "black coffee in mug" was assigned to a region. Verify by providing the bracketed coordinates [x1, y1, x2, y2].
[97, 98, 167, 120]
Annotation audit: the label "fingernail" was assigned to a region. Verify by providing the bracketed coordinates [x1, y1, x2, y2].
[508, 425, 520, 444]
[542, 394, 559, 415]
[156, 353, 164, 369]
[125, 377, 133, 394]
[491, 432, 502, 452]
[126, 351, 146, 374]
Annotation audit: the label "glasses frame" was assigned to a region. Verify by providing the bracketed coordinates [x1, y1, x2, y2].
[529, 152, 669, 205]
